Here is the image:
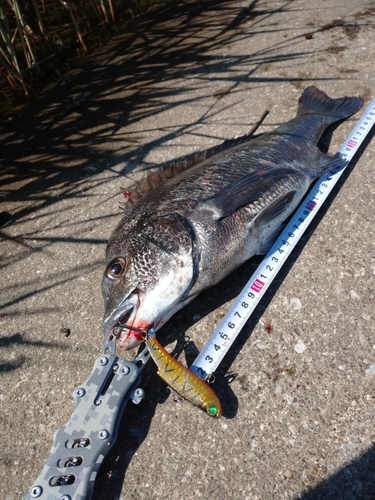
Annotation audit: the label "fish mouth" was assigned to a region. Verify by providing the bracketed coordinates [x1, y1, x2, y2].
[103, 299, 148, 350]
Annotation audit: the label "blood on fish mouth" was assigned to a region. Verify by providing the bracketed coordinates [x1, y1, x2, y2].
[112, 321, 148, 339]
[107, 306, 150, 350]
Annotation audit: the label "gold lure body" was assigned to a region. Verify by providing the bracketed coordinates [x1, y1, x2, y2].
[144, 333, 222, 418]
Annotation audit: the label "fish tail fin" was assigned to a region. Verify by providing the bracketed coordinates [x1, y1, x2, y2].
[297, 86, 363, 120]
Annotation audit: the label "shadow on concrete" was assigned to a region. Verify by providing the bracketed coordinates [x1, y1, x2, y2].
[1, 0, 371, 497]
[299, 444, 375, 499]
[0, 0, 337, 228]
[0, 332, 69, 371]
[0, 0, 350, 333]
[0, 0, 342, 358]
[91, 123, 375, 499]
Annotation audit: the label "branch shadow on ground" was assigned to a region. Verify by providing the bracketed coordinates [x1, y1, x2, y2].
[1, 0, 334, 228]
[0, 0, 344, 353]
[0, 332, 69, 371]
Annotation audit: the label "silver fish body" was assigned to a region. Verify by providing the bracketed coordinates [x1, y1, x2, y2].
[102, 86, 363, 349]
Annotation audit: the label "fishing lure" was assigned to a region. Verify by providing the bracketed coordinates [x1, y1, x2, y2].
[143, 330, 222, 418]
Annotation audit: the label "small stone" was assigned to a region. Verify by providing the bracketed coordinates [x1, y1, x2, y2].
[365, 364, 375, 375]
[290, 297, 302, 310]
[60, 328, 71, 337]
[294, 340, 306, 354]
[274, 384, 282, 395]
[350, 290, 360, 299]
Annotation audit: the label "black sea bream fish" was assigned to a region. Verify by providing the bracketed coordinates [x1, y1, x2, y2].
[102, 86, 363, 350]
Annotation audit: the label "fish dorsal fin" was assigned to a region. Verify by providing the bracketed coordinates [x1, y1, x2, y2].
[202, 167, 298, 219]
[119, 135, 259, 209]
[118, 109, 270, 209]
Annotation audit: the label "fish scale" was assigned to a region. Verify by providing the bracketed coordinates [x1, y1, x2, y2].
[191, 95, 375, 380]
[102, 86, 363, 351]
[23, 94, 374, 500]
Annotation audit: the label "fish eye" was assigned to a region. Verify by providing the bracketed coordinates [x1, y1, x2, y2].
[106, 257, 126, 280]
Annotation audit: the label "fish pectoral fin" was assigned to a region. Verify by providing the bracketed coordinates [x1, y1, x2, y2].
[202, 167, 296, 219]
[252, 190, 297, 254]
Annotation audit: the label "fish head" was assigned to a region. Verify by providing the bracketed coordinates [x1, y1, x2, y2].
[102, 213, 199, 350]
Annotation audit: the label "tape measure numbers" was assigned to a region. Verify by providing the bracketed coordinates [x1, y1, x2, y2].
[191, 98, 375, 381]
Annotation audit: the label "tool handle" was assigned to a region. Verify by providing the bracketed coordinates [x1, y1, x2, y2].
[23, 354, 145, 500]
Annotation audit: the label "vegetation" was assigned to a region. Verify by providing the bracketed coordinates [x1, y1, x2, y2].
[0, 0, 151, 114]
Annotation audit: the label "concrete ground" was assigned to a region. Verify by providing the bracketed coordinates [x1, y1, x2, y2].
[1, 0, 375, 498]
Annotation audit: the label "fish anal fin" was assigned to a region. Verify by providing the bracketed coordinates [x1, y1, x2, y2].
[253, 190, 297, 254]
[318, 151, 346, 176]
